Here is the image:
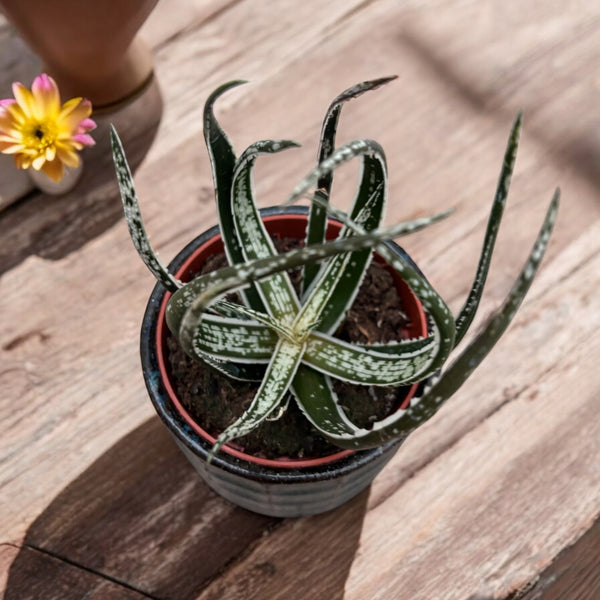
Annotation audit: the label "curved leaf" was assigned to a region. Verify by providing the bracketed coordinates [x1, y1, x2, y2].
[308, 149, 389, 334]
[110, 127, 180, 293]
[286, 139, 456, 376]
[304, 330, 436, 386]
[209, 339, 305, 459]
[170, 210, 451, 357]
[453, 112, 523, 347]
[303, 190, 559, 449]
[191, 313, 276, 361]
[304, 76, 397, 289]
[231, 139, 301, 320]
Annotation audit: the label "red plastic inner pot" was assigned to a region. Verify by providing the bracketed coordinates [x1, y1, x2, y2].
[156, 213, 428, 469]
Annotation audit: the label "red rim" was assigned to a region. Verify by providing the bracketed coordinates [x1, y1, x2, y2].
[156, 213, 428, 469]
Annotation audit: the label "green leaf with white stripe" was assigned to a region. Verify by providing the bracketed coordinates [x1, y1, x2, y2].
[210, 339, 305, 459]
[231, 139, 301, 320]
[307, 143, 389, 334]
[203, 80, 267, 312]
[191, 313, 276, 362]
[304, 331, 436, 386]
[453, 112, 522, 348]
[304, 76, 397, 290]
[110, 127, 180, 293]
[169, 209, 450, 356]
[286, 139, 456, 375]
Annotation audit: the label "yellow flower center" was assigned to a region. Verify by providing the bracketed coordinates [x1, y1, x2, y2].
[25, 121, 58, 153]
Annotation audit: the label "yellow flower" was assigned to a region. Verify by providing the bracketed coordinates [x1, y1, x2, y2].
[0, 74, 96, 182]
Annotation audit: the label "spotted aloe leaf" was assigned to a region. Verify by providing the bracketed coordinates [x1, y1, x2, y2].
[110, 126, 180, 293]
[286, 139, 457, 376]
[230, 139, 301, 320]
[452, 112, 523, 348]
[304, 76, 397, 291]
[195, 134, 448, 453]
[204, 79, 266, 312]
[211, 339, 305, 457]
[308, 142, 388, 334]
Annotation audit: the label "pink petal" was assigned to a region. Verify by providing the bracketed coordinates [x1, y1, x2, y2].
[32, 73, 60, 118]
[0, 111, 20, 137]
[72, 133, 95, 147]
[0, 99, 16, 107]
[77, 117, 97, 133]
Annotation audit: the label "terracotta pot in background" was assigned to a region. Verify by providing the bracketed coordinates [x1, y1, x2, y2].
[0, 0, 157, 108]
[141, 207, 430, 517]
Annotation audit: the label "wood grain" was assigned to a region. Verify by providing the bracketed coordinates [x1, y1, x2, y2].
[4, 418, 277, 600]
[0, 544, 151, 599]
[517, 516, 600, 600]
[1, 1, 598, 599]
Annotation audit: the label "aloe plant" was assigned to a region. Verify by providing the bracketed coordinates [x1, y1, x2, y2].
[111, 78, 559, 459]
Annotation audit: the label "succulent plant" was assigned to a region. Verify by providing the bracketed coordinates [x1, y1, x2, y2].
[111, 78, 559, 459]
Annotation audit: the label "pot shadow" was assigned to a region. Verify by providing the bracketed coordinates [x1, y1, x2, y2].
[0, 67, 163, 276]
[4, 417, 369, 600]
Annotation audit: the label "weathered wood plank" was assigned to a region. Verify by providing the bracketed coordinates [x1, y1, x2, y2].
[0, 543, 151, 599]
[1, 1, 599, 598]
[515, 515, 600, 600]
[10, 418, 277, 599]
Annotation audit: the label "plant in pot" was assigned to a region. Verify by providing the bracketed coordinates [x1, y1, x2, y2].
[111, 77, 559, 518]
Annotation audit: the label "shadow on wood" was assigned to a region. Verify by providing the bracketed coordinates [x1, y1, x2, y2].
[399, 27, 600, 194]
[0, 74, 163, 276]
[4, 416, 369, 599]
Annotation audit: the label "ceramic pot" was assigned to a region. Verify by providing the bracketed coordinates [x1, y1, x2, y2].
[140, 207, 428, 517]
[0, 0, 157, 108]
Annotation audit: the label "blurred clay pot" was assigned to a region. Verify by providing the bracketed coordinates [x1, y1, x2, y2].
[0, 0, 157, 108]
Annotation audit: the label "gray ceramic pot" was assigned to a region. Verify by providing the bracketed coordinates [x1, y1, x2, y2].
[140, 207, 427, 517]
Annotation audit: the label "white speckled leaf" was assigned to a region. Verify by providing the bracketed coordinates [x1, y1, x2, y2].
[110, 127, 180, 293]
[453, 112, 523, 347]
[210, 339, 305, 458]
[304, 76, 397, 290]
[304, 331, 436, 386]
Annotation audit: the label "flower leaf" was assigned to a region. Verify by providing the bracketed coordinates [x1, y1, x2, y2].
[303, 330, 436, 386]
[191, 312, 276, 362]
[286, 139, 457, 376]
[203, 80, 267, 311]
[291, 367, 360, 436]
[170, 210, 450, 357]
[305, 189, 560, 449]
[304, 145, 388, 334]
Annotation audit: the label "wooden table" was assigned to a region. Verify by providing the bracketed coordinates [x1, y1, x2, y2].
[1, 2, 599, 599]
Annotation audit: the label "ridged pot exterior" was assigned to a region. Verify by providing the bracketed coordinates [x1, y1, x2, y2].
[140, 207, 422, 517]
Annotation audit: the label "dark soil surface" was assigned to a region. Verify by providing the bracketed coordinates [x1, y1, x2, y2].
[165, 238, 415, 460]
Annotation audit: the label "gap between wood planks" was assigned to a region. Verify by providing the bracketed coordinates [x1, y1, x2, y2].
[5, 542, 162, 600]
[504, 515, 600, 600]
